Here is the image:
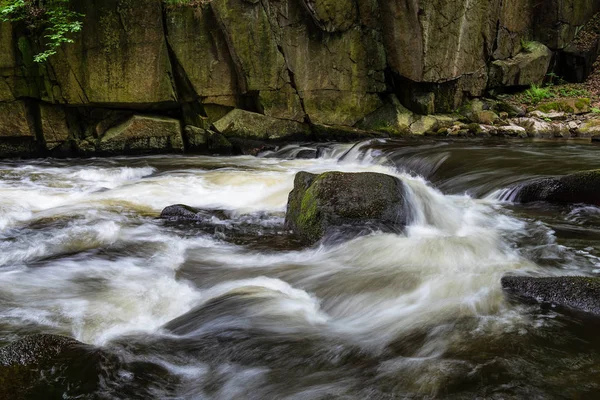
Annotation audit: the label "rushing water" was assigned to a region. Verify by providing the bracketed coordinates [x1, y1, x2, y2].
[2, 139, 600, 399]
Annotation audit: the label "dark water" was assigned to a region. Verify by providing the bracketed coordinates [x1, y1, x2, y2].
[2, 139, 600, 399]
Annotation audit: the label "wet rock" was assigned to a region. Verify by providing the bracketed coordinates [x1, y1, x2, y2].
[285, 171, 409, 244]
[0, 333, 173, 399]
[295, 149, 317, 159]
[213, 109, 309, 141]
[97, 115, 184, 155]
[513, 169, 600, 205]
[0, 334, 102, 399]
[0, 334, 80, 367]
[501, 276, 600, 317]
[228, 138, 278, 156]
[160, 204, 228, 221]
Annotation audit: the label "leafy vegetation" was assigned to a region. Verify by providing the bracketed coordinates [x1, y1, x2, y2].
[520, 39, 535, 53]
[0, 0, 83, 63]
[515, 79, 592, 106]
[523, 84, 554, 105]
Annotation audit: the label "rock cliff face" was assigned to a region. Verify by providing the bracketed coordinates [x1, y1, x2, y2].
[0, 0, 598, 157]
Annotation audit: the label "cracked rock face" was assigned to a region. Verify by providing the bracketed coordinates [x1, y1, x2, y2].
[534, 0, 600, 50]
[300, 0, 358, 32]
[0, 0, 599, 159]
[210, 0, 305, 122]
[489, 42, 553, 88]
[45, 0, 176, 106]
[380, 0, 498, 84]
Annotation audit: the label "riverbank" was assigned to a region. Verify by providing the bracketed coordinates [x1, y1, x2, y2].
[2, 94, 600, 160]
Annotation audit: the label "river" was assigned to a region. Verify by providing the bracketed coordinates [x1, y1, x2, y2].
[1, 139, 600, 399]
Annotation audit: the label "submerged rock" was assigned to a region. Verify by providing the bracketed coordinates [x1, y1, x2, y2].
[285, 171, 409, 244]
[160, 204, 228, 221]
[0, 333, 173, 399]
[0, 334, 80, 367]
[501, 276, 600, 317]
[0, 334, 91, 399]
[512, 169, 600, 205]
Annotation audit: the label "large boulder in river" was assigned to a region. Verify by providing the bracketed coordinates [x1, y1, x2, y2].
[512, 169, 600, 205]
[285, 171, 409, 244]
[501, 276, 600, 317]
[0, 334, 89, 399]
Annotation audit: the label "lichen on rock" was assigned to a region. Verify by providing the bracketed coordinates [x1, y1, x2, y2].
[285, 171, 410, 244]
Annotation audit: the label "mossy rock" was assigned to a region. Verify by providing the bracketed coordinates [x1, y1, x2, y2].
[212, 109, 309, 141]
[285, 171, 409, 244]
[512, 169, 600, 205]
[502, 276, 600, 317]
[98, 115, 184, 155]
[356, 96, 415, 135]
[578, 118, 600, 136]
[468, 110, 499, 125]
[488, 42, 552, 87]
[409, 115, 439, 135]
[536, 98, 590, 114]
[467, 123, 483, 135]
[300, 0, 358, 32]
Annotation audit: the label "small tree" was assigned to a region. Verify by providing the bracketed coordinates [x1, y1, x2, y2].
[0, 0, 83, 62]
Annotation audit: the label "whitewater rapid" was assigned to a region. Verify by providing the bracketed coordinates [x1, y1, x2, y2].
[2, 140, 599, 398]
